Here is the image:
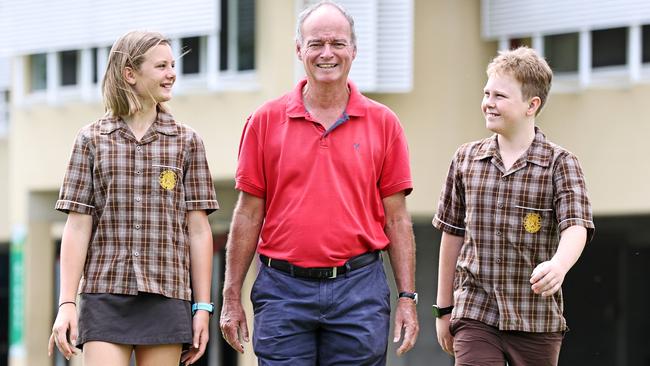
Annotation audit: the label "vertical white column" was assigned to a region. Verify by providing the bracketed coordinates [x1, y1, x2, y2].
[97, 47, 109, 98]
[207, 33, 219, 90]
[532, 33, 544, 57]
[171, 38, 183, 92]
[629, 24, 641, 83]
[80, 48, 93, 101]
[579, 29, 591, 88]
[46, 52, 59, 105]
[12, 56, 25, 106]
[498, 37, 509, 52]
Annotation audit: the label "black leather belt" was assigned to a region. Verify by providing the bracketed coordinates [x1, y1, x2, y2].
[259, 251, 380, 279]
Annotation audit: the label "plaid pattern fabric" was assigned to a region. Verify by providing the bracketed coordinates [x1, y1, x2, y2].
[56, 111, 219, 301]
[433, 127, 594, 332]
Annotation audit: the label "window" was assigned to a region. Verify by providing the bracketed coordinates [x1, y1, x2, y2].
[29, 53, 47, 92]
[92, 47, 99, 84]
[182, 37, 201, 75]
[544, 32, 579, 73]
[59, 50, 78, 86]
[220, 0, 256, 72]
[510, 37, 532, 49]
[592, 27, 627, 68]
[642, 25, 650, 64]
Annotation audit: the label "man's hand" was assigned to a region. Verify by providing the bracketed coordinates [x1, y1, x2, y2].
[435, 315, 454, 356]
[530, 259, 568, 297]
[181, 311, 210, 365]
[393, 298, 419, 355]
[220, 298, 249, 353]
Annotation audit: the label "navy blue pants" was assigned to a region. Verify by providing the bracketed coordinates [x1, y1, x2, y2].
[251, 257, 391, 366]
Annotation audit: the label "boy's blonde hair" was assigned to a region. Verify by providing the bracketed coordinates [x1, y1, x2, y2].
[102, 30, 170, 117]
[487, 46, 553, 115]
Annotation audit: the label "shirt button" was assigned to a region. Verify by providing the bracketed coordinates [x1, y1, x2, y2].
[496, 230, 502, 236]
[496, 258, 502, 264]
[133, 251, 140, 257]
[501, 176, 508, 181]
[135, 196, 142, 202]
[135, 170, 142, 175]
[136, 146, 142, 152]
[497, 202, 504, 209]
[134, 224, 141, 230]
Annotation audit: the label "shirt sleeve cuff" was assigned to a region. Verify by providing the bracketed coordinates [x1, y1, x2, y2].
[558, 217, 595, 243]
[432, 215, 466, 236]
[186, 200, 220, 215]
[55, 199, 94, 215]
[380, 181, 413, 198]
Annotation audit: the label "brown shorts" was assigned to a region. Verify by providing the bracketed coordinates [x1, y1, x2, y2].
[76, 292, 192, 349]
[450, 318, 564, 366]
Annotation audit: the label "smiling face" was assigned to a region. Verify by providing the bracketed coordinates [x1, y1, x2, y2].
[482, 71, 536, 135]
[127, 44, 176, 107]
[296, 4, 356, 87]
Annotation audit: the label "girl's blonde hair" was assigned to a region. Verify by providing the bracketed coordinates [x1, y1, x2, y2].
[102, 30, 170, 117]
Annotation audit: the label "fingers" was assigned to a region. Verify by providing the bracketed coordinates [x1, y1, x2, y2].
[51, 325, 75, 360]
[47, 334, 55, 356]
[241, 320, 250, 343]
[436, 334, 453, 355]
[394, 301, 419, 356]
[220, 319, 245, 353]
[396, 322, 418, 355]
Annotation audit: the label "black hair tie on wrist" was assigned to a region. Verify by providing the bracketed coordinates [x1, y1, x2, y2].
[58, 301, 76, 308]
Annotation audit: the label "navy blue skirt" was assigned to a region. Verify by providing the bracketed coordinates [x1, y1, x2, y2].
[76, 292, 192, 349]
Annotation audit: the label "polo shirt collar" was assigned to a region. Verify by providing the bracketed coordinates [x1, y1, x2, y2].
[474, 126, 552, 168]
[286, 78, 367, 119]
[99, 110, 179, 136]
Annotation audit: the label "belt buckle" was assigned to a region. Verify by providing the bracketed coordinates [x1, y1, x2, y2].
[328, 267, 338, 279]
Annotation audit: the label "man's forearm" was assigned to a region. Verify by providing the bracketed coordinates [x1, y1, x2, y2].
[223, 193, 265, 300]
[383, 193, 416, 293]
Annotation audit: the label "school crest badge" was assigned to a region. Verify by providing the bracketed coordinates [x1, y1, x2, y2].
[523, 213, 542, 234]
[159, 169, 177, 191]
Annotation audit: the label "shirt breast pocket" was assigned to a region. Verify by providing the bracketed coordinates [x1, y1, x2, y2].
[151, 163, 183, 197]
[514, 204, 554, 246]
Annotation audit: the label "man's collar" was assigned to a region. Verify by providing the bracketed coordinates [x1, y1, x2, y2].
[286, 78, 367, 119]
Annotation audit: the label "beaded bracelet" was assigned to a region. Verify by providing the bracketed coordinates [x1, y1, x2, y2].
[58, 301, 76, 308]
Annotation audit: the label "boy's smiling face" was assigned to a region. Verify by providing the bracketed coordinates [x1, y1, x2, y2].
[482, 71, 535, 135]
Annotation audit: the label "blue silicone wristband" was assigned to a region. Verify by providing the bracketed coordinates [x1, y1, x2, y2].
[191, 302, 214, 316]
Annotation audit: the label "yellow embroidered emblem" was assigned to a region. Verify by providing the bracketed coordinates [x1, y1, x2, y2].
[523, 213, 542, 233]
[159, 169, 177, 191]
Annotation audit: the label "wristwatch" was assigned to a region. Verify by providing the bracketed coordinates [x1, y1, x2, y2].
[432, 304, 454, 318]
[398, 292, 418, 305]
[192, 302, 215, 316]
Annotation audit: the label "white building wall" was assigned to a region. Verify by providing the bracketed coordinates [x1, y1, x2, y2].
[483, 0, 650, 38]
[0, 0, 218, 55]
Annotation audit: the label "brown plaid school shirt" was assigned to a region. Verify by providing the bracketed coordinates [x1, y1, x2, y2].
[56, 111, 219, 301]
[433, 127, 594, 333]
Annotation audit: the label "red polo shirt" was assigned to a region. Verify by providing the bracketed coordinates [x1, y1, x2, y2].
[236, 79, 412, 267]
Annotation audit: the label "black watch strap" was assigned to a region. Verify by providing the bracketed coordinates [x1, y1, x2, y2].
[432, 305, 454, 318]
[398, 292, 418, 305]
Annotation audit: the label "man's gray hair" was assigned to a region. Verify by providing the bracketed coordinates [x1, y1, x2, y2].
[295, 0, 356, 46]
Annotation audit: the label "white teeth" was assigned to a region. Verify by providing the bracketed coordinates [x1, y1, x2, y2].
[317, 64, 336, 68]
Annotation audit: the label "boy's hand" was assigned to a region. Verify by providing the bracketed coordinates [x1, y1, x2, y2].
[530, 259, 568, 297]
[435, 315, 454, 356]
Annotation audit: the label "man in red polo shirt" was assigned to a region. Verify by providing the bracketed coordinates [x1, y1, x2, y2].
[220, 1, 419, 364]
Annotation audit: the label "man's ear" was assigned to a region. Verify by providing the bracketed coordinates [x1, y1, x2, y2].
[296, 42, 303, 61]
[123, 66, 137, 86]
[527, 96, 542, 116]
